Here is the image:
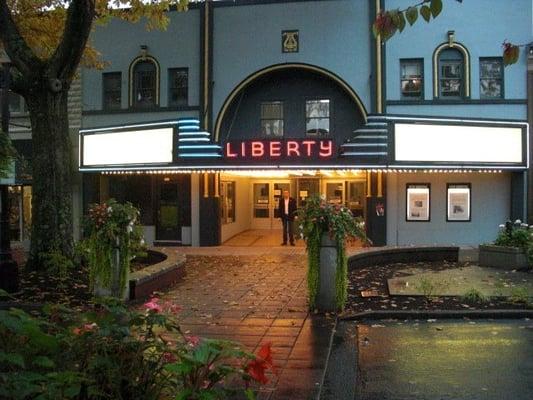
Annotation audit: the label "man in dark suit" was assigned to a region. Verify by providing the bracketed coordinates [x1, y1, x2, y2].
[278, 190, 297, 246]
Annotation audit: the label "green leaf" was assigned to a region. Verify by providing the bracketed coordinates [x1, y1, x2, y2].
[405, 7, 418, 26]
[0, 352, 25, 368]
[175, 389, 193, 400]
[245, 388, 256, 400]
[420, 5, 432, 22]
[165, 362, 193, 375]
[397, 11, 406, 32]
[430, 0, 443, 17]
[33, 356, 55, 369]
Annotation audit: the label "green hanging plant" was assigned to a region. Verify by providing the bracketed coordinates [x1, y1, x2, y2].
[83, 199, 145, 299]
[297, 195, 368, 310]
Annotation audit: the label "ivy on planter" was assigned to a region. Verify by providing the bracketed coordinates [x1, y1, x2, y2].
[83, 199, 146, 299]
[298, 195, 367, 310]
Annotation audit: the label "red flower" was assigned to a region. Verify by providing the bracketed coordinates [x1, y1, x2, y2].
[246, 342, 276, 385]
[185, 335, 201, 347]
[162, 352, 177, 364]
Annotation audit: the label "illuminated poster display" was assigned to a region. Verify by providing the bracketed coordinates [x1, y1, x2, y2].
[447, 184, 471, 222]
[406, 184, 430, 221]
[225, 139, 334, 161]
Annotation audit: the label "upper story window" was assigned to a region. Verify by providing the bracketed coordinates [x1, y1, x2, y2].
[130, 57, 159, 108]
[102, 72, 122, 111]
[306, 99, 330, 137]
[480, 57, 504, 99]
[400, 59, 423, 100]
[438, 48, 464, 99]
[168, 68, 188, 107]
[260, 101, 284, 137]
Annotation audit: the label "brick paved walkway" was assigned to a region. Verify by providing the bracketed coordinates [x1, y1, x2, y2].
[155, 247, 335, 400]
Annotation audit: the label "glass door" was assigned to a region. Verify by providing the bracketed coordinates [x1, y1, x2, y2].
[251, 181, 291, 229]
[156, 177, 181, 241]
[324, 181, 345, 206]
[272, 182, 290, 230]
[347, 181, 366, 218]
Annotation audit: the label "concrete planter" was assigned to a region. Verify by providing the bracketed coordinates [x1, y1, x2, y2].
[316, 234, 339, 312]
[478, 244, 529, 270]
[93, 240, 130, 301]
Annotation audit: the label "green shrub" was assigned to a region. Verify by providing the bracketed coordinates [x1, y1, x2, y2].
[462, 288, 487, 303]
[0, 299, 273, 400]
[39, 250, 75, 281]
[494, 220, 533, 266]
[509, 287, 530, 305]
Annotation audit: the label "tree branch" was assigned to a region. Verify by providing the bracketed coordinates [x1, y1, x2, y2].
[0, 0, 43, 78]
[49, 0, 95, 84]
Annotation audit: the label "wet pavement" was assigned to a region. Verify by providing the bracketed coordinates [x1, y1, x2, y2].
[325, 319, 533, 400]
[152, 249, 335, 400]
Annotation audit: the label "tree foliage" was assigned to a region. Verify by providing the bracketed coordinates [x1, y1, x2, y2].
[373, 0, 522, 66]
[0, 0, 189, 267]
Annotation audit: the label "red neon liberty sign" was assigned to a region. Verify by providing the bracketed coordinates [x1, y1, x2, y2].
[225, 139, 334, 160]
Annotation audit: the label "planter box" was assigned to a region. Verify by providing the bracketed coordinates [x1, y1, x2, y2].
[478, 244, 528, 270]
[129, 253, 186, 300]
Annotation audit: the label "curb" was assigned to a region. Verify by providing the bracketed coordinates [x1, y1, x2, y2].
[340, 309, 533, 321]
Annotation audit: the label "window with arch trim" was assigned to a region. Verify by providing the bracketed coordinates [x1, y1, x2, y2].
[438, 48, 465, 99]
[130, 58, 159, 108]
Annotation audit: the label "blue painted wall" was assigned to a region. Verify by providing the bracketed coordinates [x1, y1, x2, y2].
[81, 8, 200, 122]
[212, 0, 373, 125]
[384, 0, 531, 120]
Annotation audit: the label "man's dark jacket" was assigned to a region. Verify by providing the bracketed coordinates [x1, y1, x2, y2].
[278, 197, 297, 221]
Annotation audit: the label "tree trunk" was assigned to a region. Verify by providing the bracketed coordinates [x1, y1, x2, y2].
[26, 84, 73, 268]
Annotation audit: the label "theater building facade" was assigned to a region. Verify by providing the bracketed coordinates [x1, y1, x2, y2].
[78, 0, 531, 247]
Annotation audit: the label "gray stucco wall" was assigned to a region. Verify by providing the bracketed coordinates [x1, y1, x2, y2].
[386, 172, 511, 246]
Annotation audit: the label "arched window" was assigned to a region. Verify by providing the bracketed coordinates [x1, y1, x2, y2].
[129, 57, 159, 108]
[433, 43, 470, 99]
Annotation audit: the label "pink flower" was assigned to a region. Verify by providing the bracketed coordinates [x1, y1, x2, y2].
[162, 301, 182, 315]
[185, 335, 201, 347]
[144, 297, 163, 313]
[162, 352, 177, 364]
[73, 322, 98, 335]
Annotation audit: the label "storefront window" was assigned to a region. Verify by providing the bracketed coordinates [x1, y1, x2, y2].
[220, 181, 235, 224]
[260, 101, 284, 137]
[347, 181, 365, 218]
[326, 182, 343, 205]
[306, 99, 330, 136]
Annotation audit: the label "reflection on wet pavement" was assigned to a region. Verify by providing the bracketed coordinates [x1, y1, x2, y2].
[356, 319, 533, 400]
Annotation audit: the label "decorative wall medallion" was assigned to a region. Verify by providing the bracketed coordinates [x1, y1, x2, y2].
[282, 30, 299, 53]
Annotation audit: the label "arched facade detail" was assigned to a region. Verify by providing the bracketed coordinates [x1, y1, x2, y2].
[214, 63, 368, 142]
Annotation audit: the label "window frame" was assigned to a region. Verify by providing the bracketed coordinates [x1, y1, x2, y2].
[400, 58, 424, 100]
[433, 43, 470, 99]
[406, 183, 431, 222]
[220, 181, 236, 225]
[479, 57, 504, 100]
[168, 67, 189, 107]
[439, 54, 464, 99]
[305, 98, 331, 137]
[446, 183, 471, 222]
[102, 71, 122, 111]
[260, 100, 285, 137]
[128, 56, 160, 109]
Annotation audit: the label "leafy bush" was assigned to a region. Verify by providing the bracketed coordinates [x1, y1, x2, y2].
[39, 250, 75, 281]
[462, 288, 487, 303]
[509, 287, 530, 305]
[494, 220, 533, 266]
[83, 200, 146, 298]
[0, 298, 274, 400]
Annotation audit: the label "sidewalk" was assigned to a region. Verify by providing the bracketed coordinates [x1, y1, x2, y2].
[154, 247, 334, 400]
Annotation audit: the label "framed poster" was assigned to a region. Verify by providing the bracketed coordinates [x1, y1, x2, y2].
[406, 184, 430, 221]
[447, 183, 471, 222]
